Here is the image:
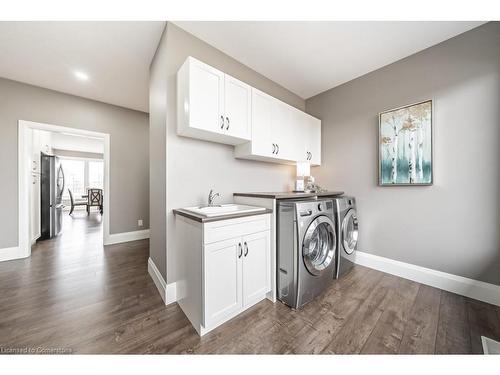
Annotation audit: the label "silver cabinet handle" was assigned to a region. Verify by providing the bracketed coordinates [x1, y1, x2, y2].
[310, 152, 312, 160]
[276, 144, 279, 154]
[220, 115, 224, 129]
[244, 242, 248, 257]
[226, 117, 230, 130]
[272, 143, 276, 154]
[238, 243, 243, 258]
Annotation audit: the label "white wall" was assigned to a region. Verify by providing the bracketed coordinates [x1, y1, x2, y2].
[306, 22, 500, 285]
[149, 25, 168, 278]
[163, 23, 305, 283]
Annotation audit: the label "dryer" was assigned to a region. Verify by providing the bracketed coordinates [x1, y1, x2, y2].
[334, 196, 359, 278]
[277, 199, 337, 309]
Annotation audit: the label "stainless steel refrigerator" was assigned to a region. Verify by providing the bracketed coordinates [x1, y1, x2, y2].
[40, 152, 65, 239]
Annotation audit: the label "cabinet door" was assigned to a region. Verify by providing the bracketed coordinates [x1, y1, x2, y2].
[189, 58, 225, 134]
[307, 115, 321, 166]
[250, 88, 274, 157]
[242, 231, 271, 308]
[204, 237, 243, 327]
[294, 108, 310, 163]
[272, 100, 301, 162]
[224, 74, 251, 140]
[297, 112, 321, 166]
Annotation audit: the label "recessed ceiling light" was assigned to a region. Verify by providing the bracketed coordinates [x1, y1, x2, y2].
[74, 70, 89, 82]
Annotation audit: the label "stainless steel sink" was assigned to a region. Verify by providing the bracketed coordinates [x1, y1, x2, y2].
[182, 204, 265, 218]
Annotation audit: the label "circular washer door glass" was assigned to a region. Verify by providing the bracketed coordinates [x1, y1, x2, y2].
[302, 216, 336, 276]
[342, 209, 358, 254]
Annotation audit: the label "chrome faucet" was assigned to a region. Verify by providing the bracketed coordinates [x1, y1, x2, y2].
[207, 189, 221, 207]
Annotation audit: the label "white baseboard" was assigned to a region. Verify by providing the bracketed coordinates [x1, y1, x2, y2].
[0, 246, 30, 262]
[104, 229, 150, 245]
[354, 251, 500, 307]
[166, 282, 177, 305]
[147, 257, 177, 306]
[148, 257, 166, 303]
[31, 235, 40, 246]
[482, 336, 500, 354]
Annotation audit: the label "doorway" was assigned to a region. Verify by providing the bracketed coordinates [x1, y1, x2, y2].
[17, 120, 111, 260]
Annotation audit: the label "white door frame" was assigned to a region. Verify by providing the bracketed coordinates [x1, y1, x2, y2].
[17, 120, 111, 260]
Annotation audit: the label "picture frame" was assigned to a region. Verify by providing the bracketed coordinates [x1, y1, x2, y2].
[378, 100, 433, 186]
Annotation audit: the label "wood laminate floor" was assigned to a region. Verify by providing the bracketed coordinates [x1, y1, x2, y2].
[1, 212, 500, 354]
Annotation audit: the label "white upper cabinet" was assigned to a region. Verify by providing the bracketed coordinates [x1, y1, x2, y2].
[296, 110, 321, 166]
[235, 88, 290, 161]
[271, 99, 299, 162]
[248, 88, 274, 158]
[177, 57, 251, 145]
[224, 75, 252, 140]
[178, 56, 321, 165]
[307, 115, 321, 166]
[235, 88, 321, 165]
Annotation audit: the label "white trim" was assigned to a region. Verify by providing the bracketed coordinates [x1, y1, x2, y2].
[105, 229, 150, 245]
[15, 120, 110, 262]
[0, 247, 25, 262]
[148, 257, 166, 303]
[17, 123, 30, 260]
[147, 257, 177, 305]
[102, 133, 111, 246]
[354, 251, 500, 307]
[482, 336, 500, 354]
[166, 282, 177, 305]
[31, 235, 40, 246]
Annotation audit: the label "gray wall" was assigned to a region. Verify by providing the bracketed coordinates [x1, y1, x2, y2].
[164, 23, 305, 282]
[307, 22, 500, 285]
[0, 77, 149, 250]
[149, 25, 168, 278]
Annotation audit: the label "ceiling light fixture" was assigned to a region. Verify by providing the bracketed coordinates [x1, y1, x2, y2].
[74, 70, 89, 82]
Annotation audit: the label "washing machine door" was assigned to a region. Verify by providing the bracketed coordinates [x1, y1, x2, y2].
[342, 209, 359, 254]
[302, 215, 336, 276]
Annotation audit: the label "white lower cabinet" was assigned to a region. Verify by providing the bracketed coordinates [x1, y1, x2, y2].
[242, 231, 271, 308]
[203, 237, 243, 328]
[175, 213, 271, 336]
[204, 230, 270, 328]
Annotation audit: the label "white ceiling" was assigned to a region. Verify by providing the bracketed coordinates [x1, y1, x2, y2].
[0, 21, 165, 112]
[0, 21, 486, 112]
[174, 21, 485, 99]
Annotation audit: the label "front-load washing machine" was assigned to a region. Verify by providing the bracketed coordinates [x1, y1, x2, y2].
[277, 198, 337, 309]
[333, 196, 359, 278]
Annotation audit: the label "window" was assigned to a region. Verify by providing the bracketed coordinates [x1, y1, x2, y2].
[88, 161, 104, 189]
[60, 158, 104, 201]
[62, 159, 85, 199]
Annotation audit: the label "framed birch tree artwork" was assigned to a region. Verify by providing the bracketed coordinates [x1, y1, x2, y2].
[379, 100, 433, 186]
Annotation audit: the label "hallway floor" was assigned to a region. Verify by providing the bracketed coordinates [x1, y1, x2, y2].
[1, 213, 500, 354]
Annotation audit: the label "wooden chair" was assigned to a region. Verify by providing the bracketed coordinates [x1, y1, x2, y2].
[87, 188, 103, 215]
[68, 189, 88, 215]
